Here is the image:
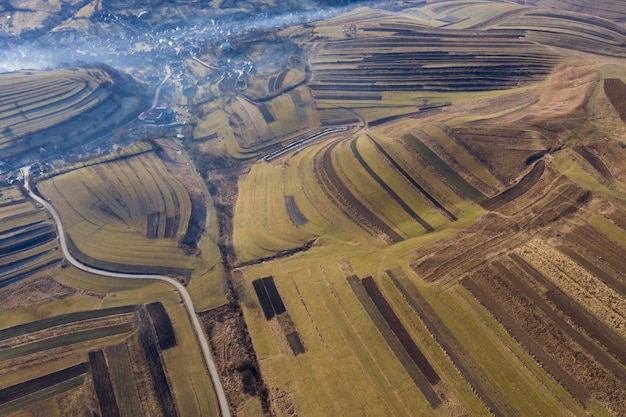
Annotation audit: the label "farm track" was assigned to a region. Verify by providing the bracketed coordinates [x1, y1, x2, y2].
[23, 168, 232, 417]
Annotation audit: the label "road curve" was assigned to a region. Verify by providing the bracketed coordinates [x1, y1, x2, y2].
[22, 167, 231, 417]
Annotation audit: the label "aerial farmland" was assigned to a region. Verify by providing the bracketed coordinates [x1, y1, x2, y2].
[1, 1, 626, 417]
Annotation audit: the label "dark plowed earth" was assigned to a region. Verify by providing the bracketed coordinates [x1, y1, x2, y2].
[347, 275, 441, 408]
[507, 255, 626, 370]
[556, 245, 626, 297]
[137, 307, 178, 417]
[574, 146, 612, 179]
[604, 78, 626, 121]
[146, 302, 177, 351]
[481, 160, 545, 210]
[284, 196, 308, 227]
[350, 139, 434, 232]
[368, 136, 457, 221]
[387, 269, 507, 417]
[314, 141, 404, 243]
[89, 349, 122, 417]
[492, 261, 626, 381]
[0, 362, 88, 406]
[361, 276, 440, 386]
[461, 274, 590, 403]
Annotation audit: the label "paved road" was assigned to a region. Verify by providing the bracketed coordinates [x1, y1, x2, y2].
[22, 167, 231, 417]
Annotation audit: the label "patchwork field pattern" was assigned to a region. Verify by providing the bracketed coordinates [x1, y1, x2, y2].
[0, 187, 61, 288]
[233, 2, 626, 416]
[0, 301, 200, 417]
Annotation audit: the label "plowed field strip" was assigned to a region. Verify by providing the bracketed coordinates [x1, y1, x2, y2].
[253, 277, 274, 320]
[0, 362, 88, 405]
[556, 244, 626, 298]
[146, 302, 177, 351]
[262, 276, 287, 316]
[507, 255, 626, 370]
[413, 230, 511, 283]
[387, 270, 506, 417]
[315, 142, 403, 243]
[0, 323, 135, 362]
[89, 350, 122, 417]
[347, 276, 441, 408]
[361, 276, 440, 386]
[573, 146, 612, 179]
[402, 134, 486, 203]
[368, 136, 457, 221]
[492, 261, 626, 374]
[350, 139, 434, 232]
[481, 160, 545, 210]
[461, 276, 590, 402]
[138, 308, 178, 417]
[604, 78, 626, 121]
[0, 304, 137, 340]
[563, 225, 626, 290]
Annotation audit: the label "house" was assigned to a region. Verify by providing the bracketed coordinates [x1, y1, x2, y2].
[138, 106, 175, 124]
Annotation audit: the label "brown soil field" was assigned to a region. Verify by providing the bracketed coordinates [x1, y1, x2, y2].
[506, 256, 626, 369]
[146, 302, 177, 351]
[284, 195, 308, 227]
[137, 307, 178, 417]
[347, 275, 441, 408]
[368, 135, 458, 221]
[387, 269, 508, 417]
[0, 276, 75, 312]
[573, 146, 613, 180]
[89, 349, 121, 417]
[314, 141, 403, 243]
[0, 362, 89, 409]
[350, 139, 434, 232]
[200, 301, 270, 415]
[461, 274, 590, 403]
[481, 160, 546, 211]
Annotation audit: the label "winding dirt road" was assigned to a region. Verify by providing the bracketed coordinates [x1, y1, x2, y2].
[22, 167, 231, 417]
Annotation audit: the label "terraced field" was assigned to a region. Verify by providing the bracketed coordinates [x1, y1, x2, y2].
[0, 187, 61, 288]
[226, 2, 626, 417]
[0, 67, 142, 163]
[35, 150, 196, 277]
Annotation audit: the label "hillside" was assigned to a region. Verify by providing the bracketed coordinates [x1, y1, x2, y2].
[1, 1, 626, 417]
[0, 66, 145, 165]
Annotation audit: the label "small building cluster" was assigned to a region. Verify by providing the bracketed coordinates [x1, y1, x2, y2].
[138, 106, 175, 124]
